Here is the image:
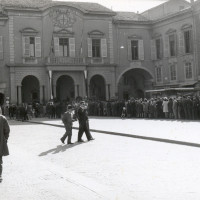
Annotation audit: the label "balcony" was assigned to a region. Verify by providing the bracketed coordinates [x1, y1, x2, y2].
[46, 56, 85, 65]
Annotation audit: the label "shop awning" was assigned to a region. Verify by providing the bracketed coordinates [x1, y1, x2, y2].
[145, 87, 195, 93]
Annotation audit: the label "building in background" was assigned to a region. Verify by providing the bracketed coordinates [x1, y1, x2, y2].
[0, 0, 199, 105]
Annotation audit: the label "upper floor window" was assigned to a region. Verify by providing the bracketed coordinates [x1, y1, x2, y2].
[87, 30, 107, 58]
[0, 36, 3, 60]
[184, 30, 192, 54]
[155, 38, 161, 59]
[185, 62, 193, 79]
[128, 37, 144, 61]
[92, 39, 101, 58]
[170, 64, 177, 81]
[22, 36, 41, 58]
[169, 34, 176, 57]
[54, 37, 75, 57]
[155, 66, 162, 83]
[59, 38, 69, 57]
[131, 40, 139, 60]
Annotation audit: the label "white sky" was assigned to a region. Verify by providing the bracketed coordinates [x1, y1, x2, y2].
[53, 0, 190, 13]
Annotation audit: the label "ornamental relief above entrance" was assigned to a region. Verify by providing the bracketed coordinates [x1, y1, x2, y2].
[49, 8, 77, 29]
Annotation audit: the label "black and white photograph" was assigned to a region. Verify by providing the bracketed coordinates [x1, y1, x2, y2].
[0, 0, 200, 199]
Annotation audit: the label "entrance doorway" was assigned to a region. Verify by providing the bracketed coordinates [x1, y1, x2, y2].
[56, 75, 75, 102]
[22, 75, 40, 103]
[89, 75, 106, 100]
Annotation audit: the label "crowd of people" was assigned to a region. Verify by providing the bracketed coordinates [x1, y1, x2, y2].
[1, 95, 200, 121]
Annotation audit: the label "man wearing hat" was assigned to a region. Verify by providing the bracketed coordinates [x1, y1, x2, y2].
[60, 105, 75, 144]
[77, 101, 94, 142]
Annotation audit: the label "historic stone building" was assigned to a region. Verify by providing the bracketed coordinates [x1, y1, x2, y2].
[0, 0, 199, 105]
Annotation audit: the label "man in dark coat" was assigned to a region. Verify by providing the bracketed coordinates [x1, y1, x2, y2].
[77, 101, 94, 142]
[60, 105, 75, 144]
[0, 114, 10, 182]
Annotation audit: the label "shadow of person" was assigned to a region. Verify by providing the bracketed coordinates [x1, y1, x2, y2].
[38, 142, 86, 156]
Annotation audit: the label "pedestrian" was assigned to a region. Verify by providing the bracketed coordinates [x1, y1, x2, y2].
[121, 107, 126, 119]
[77, 101, 95, 142]
[0, 113, 10, 182]
[162, 97, 169, 118]
[60, 105, 76, 144]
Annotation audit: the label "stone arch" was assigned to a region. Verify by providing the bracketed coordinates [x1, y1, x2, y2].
[117, 66, 154, 86]
[89, 74, 106, 100]
[117, 67, 153, 100]
[21, 75, 40, 103]
[56, 75, 75, 102]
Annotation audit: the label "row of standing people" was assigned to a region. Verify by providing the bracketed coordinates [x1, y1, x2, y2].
[87, 96, 200, 120]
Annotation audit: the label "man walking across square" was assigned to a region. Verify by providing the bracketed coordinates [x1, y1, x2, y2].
[60, 105, 75, 145]
[0, 113, 10, 182]
[77, 101, 94, 142]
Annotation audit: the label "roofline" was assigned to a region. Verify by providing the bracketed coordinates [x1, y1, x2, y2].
[152, 7, 192, 24]
[141, 0, 191, 15]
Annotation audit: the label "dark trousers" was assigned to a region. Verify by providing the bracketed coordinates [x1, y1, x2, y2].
[0, 156, 2, 176]
[78, 121, 92, 141]
[61, 125, 72, 143]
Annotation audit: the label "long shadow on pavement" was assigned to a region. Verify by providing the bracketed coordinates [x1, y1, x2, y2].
[39, 142, 87, 156]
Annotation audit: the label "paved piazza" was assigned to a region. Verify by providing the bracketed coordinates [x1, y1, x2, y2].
[1, 118, 200, 200]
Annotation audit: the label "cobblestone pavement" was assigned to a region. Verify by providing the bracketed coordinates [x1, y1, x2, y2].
[1, 119, 200, 200]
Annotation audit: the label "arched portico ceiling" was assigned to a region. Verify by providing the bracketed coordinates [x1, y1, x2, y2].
[89, 73, 107, 84]
[117, 67, 154, 86]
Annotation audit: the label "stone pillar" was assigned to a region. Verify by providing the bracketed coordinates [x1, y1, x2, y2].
[74, 84, 77, 98]
[53, 85, 56, 99]
[40, 85, 43, 104]
[18, 85, 22, 104]
[106, 84, 109, 101]
[10, 67, 17, 104]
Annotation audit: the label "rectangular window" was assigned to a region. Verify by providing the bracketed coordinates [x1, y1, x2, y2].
[156, 39, 161, 59]
[170, 64, 177, 81]
[29, 37, 35, 57]
[131, 40, 139, 60]
[184, 30, 192, 54]
[169, 34, 176, 57]
[59, 38, 69, 57]
[92, 39, 101, 57]
[185, 62, 192, 79]
[156, 67, 162, 82]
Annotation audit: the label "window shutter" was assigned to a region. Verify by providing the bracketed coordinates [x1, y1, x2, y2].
[127, 39, 132, 61]
[35, 37, 41, 58]
[138, 39, 144, 60]
[101, 38, 107, 57]
[178, 31, 184, 55]
[54, 37, 60, 57]
[88, 38, 92, 57]
[160, 38, 163, 58]
[0, 36, 3, 60]
[189, 30, 193, 53]
[22, 36, 30, 57]
[151, 39, 156, 60]
[164, 35, 169, 58]
[69, 37, 75, 57]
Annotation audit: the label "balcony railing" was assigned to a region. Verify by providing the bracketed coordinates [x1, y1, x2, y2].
[46, 56, 85, 65]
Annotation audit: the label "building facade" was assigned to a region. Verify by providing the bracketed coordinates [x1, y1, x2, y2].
[0, 0, 200, 105]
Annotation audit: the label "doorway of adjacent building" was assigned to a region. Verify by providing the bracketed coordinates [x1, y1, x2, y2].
[56, 75, 75, 102]
[22, 75, 40, 103]
[0, 93, 4, 106]
[89, 75, 106, 100]
[118, 68, 152, 100]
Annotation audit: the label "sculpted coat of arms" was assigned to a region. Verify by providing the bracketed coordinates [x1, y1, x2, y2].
[49, 8, 77, 29]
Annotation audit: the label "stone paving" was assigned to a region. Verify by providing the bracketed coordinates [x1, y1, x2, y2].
[0, 118, 200, 200]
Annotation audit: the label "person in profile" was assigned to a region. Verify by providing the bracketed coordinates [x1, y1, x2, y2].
[60, 105, 76, 145]
[77, 101, 94, 142]
[0, 113, 10, 183]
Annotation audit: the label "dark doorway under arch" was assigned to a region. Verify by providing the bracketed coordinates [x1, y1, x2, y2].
[56, 75, 75, 102]
[89, 75, 106, 101]
[118, 68, 152, 100]
[22, 75, 40, 103]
